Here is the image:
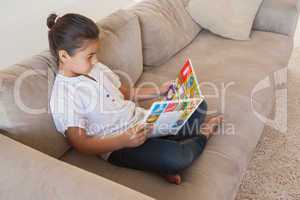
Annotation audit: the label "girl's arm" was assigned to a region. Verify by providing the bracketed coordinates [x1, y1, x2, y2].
[119, 81, 173, 101]
[65, 124, 150, 155]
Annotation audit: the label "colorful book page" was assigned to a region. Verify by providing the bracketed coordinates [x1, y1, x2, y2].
[161, 59, 202, 101]
[144, 98, 204, 137]
[143, 58, 205, 138]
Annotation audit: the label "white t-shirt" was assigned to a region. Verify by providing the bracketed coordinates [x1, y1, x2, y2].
[50, 63, 147, 160]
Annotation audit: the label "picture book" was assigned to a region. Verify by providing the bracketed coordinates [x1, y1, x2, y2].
[143, 58, 205, 138]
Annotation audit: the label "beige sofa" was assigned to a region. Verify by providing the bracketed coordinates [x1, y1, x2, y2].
[0, 0, 298, 199]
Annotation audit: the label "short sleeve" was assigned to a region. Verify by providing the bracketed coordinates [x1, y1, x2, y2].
[89, 62, 122, 88]
[50, 84, 88, 137]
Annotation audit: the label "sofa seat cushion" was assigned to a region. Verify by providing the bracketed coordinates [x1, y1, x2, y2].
[129, 0, 201, 66]
[0, 51, 70, 158]
[136, 30, 292, 107]
[61, 93, 266, 200]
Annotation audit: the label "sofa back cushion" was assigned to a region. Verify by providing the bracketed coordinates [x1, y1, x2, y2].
[187, 0, 263, 40]
[96, 10, 143, 85]
[129, 0, 201, 66]
[181, 0, 191, 7]
[253, 0, 299, 36]
[0, 51, 70, 158]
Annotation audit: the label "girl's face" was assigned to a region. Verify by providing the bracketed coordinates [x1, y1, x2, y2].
[59, 39, 100, 76]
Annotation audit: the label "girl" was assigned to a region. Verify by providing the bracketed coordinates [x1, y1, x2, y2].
[48, 13, 223, 185]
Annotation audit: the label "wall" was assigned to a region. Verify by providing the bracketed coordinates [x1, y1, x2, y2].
[0, 0, 135, 68]
[0, 0, 299, 68]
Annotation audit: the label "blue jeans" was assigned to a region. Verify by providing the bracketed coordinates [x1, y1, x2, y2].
[107, 100, 208, 175]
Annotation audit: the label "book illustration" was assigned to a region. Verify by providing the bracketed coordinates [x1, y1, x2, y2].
[143, 59, 204, 138]
[161, 59, 202, 102]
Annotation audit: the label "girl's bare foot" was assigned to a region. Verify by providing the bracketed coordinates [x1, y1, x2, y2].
[163, 174, 181, 185]
[201, 115, 224, 139]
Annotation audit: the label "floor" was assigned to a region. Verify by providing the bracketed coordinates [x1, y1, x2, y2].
[235, 48, 300, 200]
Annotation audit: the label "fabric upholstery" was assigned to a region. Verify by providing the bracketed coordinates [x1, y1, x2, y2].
[0, 134, 153, 200]
[129, 0, 201, 66]
[186, 0, 263, 40]
[182, 0, 299, 37]
[253, 0, 299, 36]
[136, 30, 292, 107]
[62, 30, 293, 200]
[61, 95, 267, 200]
[0, 51, 70, 158]
[181, 0, 190, 7]
[96, 9, 143, 85]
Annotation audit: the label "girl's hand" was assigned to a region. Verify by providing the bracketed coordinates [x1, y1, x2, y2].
[120, 123, 152, 148]
[159, 80, 174, 95]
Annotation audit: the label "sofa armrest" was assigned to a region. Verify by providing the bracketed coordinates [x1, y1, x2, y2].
[0, 134, 154, 200]
[253, 0, 299, 36]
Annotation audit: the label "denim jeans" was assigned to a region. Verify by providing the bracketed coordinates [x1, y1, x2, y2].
[107, 100, 208, 175]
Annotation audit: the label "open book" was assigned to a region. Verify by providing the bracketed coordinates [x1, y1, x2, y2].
[143, 58, 205, 138]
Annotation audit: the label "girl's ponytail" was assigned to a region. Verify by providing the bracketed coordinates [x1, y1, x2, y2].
[47, 13, 58, 30]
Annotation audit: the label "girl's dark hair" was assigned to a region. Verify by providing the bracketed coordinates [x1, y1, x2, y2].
[47, 13, 99, 62]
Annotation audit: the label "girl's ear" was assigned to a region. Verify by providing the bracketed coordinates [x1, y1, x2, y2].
[58, 50, 71, 63]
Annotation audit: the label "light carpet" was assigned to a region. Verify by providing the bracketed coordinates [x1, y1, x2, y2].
[236, 48, 300, 199]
